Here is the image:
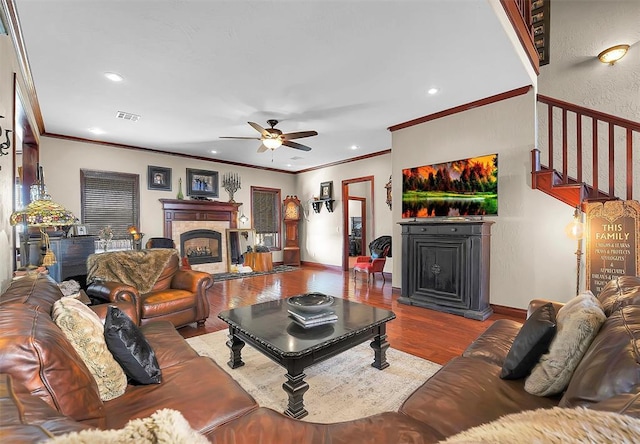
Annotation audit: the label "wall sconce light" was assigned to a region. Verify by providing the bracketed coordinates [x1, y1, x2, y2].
[598, 44, 630, 65]
[565, 206, 585, 295]
[0, 115, 12, 156]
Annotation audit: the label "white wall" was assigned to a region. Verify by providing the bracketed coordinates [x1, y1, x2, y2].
[39, 136, 296, 263]
[296, 153, 393, 272]
[392, 90, 580, 309]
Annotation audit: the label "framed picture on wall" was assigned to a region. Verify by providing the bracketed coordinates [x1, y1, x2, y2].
[147, 166, 172, 191]
[320, 181, 333, 199]
[187, 168, 219, 198]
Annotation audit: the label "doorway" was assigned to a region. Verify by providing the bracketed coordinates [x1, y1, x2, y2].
[341, 176, 374, 271]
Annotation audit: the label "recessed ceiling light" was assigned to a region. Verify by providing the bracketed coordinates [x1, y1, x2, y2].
[88, 127, 105, 135]
[350, 145, 359, 150]
[427, 88, 439, 95]
[104, 72, 123, 82]
[286, 163, 292, 167]
[210, 150, 217, 154]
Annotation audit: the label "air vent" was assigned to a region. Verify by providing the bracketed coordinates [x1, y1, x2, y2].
[116, 111, 141, 122]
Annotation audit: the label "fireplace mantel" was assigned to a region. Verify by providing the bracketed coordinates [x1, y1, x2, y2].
[160, 199, 241, 237]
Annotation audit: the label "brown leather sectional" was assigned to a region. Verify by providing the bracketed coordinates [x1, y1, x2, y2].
[1, 274, 640, 443]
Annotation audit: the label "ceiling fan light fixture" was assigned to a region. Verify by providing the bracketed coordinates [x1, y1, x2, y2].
[598, 44, 630, 65]
[263, 138, 282, 150]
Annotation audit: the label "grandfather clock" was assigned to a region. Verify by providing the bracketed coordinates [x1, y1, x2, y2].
[283, 195, 301, 266]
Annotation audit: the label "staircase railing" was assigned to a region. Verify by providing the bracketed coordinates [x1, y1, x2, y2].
[500, 0, 539, 74]
[533, 94, 640, 205]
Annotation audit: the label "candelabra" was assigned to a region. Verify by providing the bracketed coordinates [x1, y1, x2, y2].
[222, 172, 241, 202]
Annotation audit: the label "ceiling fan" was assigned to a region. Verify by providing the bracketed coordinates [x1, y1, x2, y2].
[220, 120, 318, 153]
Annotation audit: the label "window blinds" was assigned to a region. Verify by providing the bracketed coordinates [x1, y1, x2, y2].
[80, 170, 140, 238]
[252, 189, 278, 234]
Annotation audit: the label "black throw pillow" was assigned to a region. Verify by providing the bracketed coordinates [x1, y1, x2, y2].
[500, 303, 557, 380]
[104, 306, 162, 385]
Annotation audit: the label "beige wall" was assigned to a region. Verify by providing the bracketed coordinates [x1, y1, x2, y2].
[392, 90, 581, 309]
[538, 0, 640, 121]
[39, 136, 296, 264]
[296, 154, 393, 272]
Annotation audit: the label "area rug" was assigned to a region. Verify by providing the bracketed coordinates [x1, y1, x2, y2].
[186, 330, 441, 423]
[212, 265, 298, 282]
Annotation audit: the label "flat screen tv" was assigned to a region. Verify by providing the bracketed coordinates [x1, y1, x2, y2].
[402, 153, 498, 219]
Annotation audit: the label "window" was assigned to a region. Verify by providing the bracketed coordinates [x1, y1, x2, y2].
[251, 186, 281, 250]
[80, 169, 140, 238]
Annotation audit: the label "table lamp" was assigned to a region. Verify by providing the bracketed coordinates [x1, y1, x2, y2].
[10, 196, 78, 266]
[128, 225, 145, 250]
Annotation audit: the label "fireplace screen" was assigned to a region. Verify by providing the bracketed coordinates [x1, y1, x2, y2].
[180, 229, 222, 265]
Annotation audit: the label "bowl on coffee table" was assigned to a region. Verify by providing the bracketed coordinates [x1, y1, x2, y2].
[287, 293, 334, 313]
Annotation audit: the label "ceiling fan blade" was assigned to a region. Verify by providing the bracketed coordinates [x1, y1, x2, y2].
[282, 130, 318, 140]
[219, 136, 261, 140]
[282, 140, 312, 151]
[257, 144, 269, 153]
[248, 121, 270, 137]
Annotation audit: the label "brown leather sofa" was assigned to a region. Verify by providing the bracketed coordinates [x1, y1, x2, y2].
[0, 274, 257, 441]
[2, 274, 640, 443]
[86, 250, 213, 328]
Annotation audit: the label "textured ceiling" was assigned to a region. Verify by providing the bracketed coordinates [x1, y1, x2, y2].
[14, 0, 532, 172]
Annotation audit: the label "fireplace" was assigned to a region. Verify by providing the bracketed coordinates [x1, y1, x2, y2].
[180, 229, 222, 265]
[160, 199, 240, 274]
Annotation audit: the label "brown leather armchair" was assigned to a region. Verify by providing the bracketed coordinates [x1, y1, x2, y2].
[86, 250, 213, 328]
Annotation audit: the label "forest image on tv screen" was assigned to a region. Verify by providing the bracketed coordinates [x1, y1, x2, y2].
[402, 154, 498, 218]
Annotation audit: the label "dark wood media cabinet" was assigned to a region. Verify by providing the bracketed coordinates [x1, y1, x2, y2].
[398, 220, 494, 321]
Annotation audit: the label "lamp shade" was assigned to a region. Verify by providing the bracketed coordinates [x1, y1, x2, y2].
[263, 138, 282, 150]
[10, 198, 78, 227]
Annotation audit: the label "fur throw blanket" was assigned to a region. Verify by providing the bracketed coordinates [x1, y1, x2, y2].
[87, 249, 177, 294]
[46, 408, 208, 444]
[441, 407, 640, 443]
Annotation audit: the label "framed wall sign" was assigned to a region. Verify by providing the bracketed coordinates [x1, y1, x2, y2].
[148, 166, 172, 191]
[320, 181, 333, 200]
[187, 168, 219, 198]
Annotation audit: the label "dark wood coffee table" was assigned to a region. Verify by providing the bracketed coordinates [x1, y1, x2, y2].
[217, 296, 396, 418]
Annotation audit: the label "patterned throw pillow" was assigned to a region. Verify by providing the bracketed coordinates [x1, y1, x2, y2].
[52, 297, 127, 401]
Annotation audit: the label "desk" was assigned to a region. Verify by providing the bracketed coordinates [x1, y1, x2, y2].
[244, 252, 273, 272]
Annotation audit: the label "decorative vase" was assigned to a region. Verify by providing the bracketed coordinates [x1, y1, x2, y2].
[177, 178, 184, 200]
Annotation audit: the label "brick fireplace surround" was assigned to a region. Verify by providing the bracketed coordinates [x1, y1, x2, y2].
[160, 199, 240, 274]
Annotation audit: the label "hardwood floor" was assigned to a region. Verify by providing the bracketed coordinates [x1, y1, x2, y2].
[179, 267, 524, 366]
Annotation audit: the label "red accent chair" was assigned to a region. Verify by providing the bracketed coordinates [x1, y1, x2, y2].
[353, 256, 387, 282]
[353, 235, 391, 282]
